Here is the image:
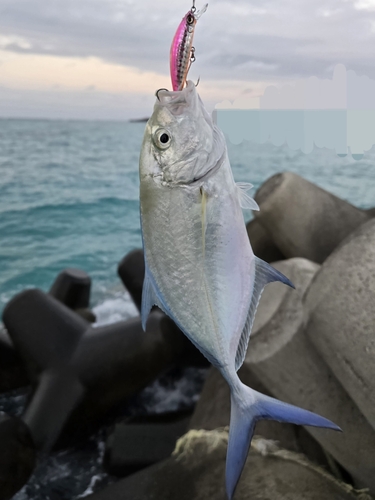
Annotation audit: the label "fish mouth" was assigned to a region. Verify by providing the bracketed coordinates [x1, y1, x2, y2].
[155, 81, 196, 114]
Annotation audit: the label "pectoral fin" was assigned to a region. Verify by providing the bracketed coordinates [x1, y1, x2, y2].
[236, 182, 259, 211]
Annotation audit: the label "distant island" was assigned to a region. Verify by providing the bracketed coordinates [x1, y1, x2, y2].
[129, 117, 149, 123]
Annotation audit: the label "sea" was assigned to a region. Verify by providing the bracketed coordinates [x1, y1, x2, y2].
[0, 117, 374, 499]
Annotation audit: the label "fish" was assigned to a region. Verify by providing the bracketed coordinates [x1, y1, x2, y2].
[170, 3, 208, 91]
[139, 81, 341, 499]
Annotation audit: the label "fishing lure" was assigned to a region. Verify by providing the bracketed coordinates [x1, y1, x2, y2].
[170, 1, 208, 91]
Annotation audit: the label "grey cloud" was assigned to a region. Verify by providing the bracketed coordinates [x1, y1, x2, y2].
[0, 0, 375, 84]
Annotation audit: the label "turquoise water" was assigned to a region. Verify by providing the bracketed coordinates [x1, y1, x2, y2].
[0, 118, 374, 317]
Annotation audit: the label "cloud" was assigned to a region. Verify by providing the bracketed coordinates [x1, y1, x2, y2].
[0, 0, 375, 118]
[1, 0, 375, 80]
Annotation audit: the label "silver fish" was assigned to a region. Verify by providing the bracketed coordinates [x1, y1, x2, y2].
[139, 81, 340, 499]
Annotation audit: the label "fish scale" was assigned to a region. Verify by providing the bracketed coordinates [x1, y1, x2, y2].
[139, 81, 341, 499]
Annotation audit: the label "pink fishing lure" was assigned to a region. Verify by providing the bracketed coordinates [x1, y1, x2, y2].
[170, 3, 208, 91]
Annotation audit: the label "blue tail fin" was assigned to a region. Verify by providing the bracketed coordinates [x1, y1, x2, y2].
[226, 384, 341, 500]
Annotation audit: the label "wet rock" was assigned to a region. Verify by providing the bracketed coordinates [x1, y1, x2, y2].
[254, 172, 370, 263]
[86, 429, 371, 500]
[0, 327, 29, 393]
[105, 411, 191, 476]
[304, 218, 375, 432]
[0, 413, 36, 500]
[243, 258, 375, 492]
[246, 218, 285, 263]
[118, 249, 145, 312]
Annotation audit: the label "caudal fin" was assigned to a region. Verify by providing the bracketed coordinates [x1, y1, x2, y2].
[226, 384, 341, 500]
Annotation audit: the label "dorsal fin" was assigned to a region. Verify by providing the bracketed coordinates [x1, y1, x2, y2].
[235, 257, 294, 371]
[236, 182, 259, 211]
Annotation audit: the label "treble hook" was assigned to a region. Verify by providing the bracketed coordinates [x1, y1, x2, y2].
[191, 0, 196, 13]
[155, 88, 169, 101]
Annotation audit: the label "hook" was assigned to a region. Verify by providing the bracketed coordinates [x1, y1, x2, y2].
[190, 46, 196, 63]
[195, 76, 200, 87]
[155, 88, 169, 101]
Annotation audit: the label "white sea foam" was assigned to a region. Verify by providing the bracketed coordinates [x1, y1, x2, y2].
[139, 367, 208, 414]
[92, 289, 138, 326]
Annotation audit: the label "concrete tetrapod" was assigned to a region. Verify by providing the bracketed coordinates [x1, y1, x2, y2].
[49, 268, 96, 322]
[3, 289, 88, 450]
[117, 249, 145, 312]
[85, 430, 372, 500]
[304, 218, 375, 433]
[245, 218, 285, 263]
[2, 288, 201, 452]
[253, 172, 370, 263]
[0, 326, 29, 392]
[189, 367, 331, 471]
[242, 258, 375, 492]
[105, 411, 191, 476]
[0, 414, 36, 500]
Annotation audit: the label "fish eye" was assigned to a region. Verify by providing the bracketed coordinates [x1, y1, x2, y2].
[153, 128, 172, 150]
[187, 14, 195, 24]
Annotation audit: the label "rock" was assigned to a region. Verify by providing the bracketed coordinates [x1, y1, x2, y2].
[105, 411, 191, 476]
[365, 207, 375, 217]
[0, 413, 36, 500]
[254, 172, 370, 263]
[304, 218, 375, 431]
[242, 258, 375, 492]
[85, 429, 371, 500]
[118, 249, 145, 312]
[0, 327, 29, 393]
[246, 218, 285, 263]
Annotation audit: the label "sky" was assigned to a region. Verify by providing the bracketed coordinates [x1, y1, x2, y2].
[0, 0, 375, 120]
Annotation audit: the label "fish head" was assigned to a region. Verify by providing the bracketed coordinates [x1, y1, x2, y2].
[140, 80, 225, 185]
